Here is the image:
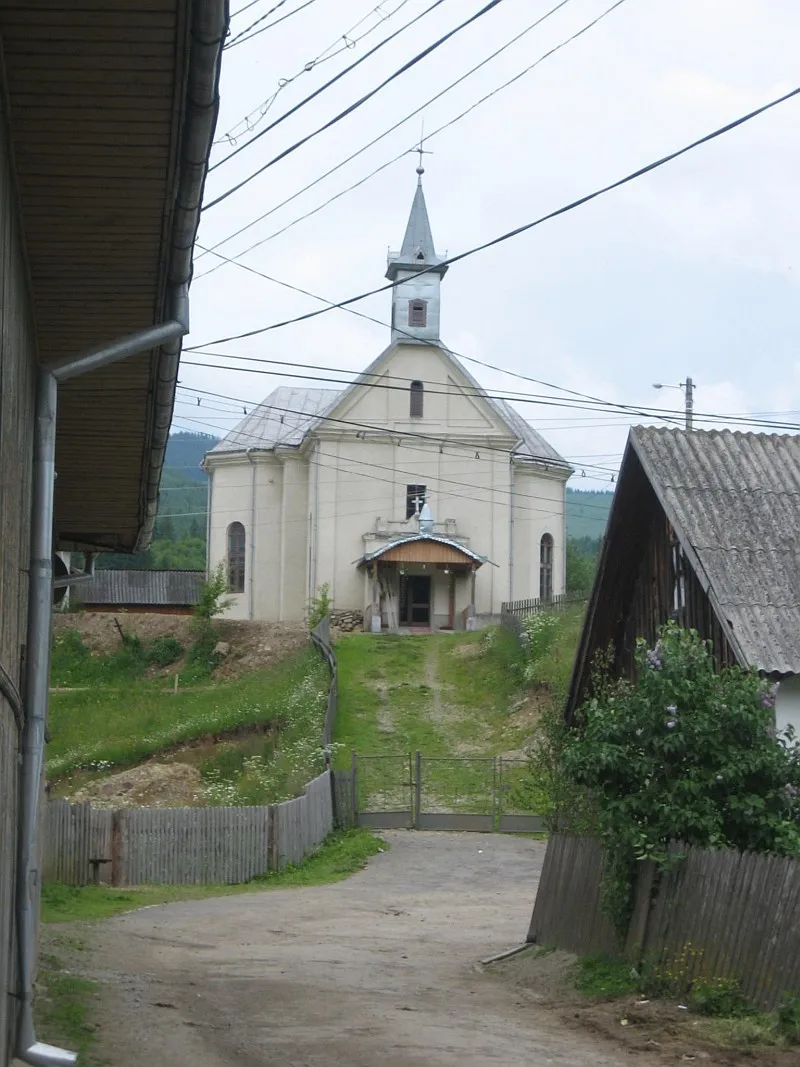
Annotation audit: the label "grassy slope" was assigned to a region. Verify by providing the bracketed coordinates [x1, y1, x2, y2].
[48, 637, 326, 778]
[333, 629, 529, 763]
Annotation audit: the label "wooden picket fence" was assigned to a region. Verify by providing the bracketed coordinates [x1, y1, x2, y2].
[500, 590, 589, 631]
[44, 770, 334, 886]
[528, 834, 800, 1010]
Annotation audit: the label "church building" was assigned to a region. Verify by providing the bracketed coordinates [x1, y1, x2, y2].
[204, 169, 572, 629]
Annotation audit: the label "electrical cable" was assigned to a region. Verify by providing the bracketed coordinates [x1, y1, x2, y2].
[202, 0, 509, 208]
[196, 0, 590, 263]
[194, 83, 800, 334]
[225, 0, 316, 49]
[215, 0, 418, 147]
[214, 0, 451, 164]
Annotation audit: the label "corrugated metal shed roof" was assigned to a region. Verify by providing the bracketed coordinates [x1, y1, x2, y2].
[631, 427, 800, 675]
[80, 569, 203, 606]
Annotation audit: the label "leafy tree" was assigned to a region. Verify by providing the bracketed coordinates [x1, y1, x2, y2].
[566, 538, 598, 592]
[565, 622, 800, 930]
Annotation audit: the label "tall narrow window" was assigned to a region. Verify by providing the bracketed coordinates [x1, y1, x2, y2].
[540, 533, 554, 602]
[227, 521, 246, 593]
[410, 379, 424, 417]
[408, 300, 427, 327]
[406, 484, 426, 519]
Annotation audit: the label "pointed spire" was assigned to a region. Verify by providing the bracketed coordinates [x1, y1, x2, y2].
[400, 172, 437, 262]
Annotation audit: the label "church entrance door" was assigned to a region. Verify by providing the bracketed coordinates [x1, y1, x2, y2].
[399, 574, 431, 626]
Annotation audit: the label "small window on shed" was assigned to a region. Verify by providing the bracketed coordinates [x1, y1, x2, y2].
[410, 379, 424, 417]
[540, 533, 554, 602]
[227, 522, 246, 593]
[408, 300, 427, 327]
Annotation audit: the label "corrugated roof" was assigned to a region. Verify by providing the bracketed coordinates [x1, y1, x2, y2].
[208, 354, 571, 471]
[210, 387, 341, 453]
[631, 427, 800, 675]
[79, 569, 203, 606]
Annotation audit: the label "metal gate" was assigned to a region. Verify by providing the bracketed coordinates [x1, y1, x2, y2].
[351, 753, 414, 829]
[351, 752, 545, 833]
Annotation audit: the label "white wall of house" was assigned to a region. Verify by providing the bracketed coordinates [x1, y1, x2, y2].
[776, 675, 800, 740]
[206, 342, 568, 623]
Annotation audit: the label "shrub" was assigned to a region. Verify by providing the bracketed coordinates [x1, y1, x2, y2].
[778, 995, 800, 1043]
[306, 583, 332, 629]
[145, 635, 184, 668]
[564, 622, 800, 931]
[689, 977, 752, 1018]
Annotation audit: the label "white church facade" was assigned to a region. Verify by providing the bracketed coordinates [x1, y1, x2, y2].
[204, 172, 572, 629]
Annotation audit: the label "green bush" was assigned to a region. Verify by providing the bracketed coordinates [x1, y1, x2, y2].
[306, 583, 332, 629]
[565, 622, 800, 931]
[690, 977, 752, 1018]
[778, 995, 800, 1043]
[145, 635, 184, 668]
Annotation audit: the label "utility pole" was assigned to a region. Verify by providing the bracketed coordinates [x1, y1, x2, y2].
[653, 377, 695, 430]
[683, 377, 694, 431]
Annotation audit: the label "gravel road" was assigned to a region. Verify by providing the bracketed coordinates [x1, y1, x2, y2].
[85, 832, 639, 1066]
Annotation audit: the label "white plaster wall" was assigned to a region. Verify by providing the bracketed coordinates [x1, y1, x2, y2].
[207, 342, 568, 622]
[776, 675, 800, 740]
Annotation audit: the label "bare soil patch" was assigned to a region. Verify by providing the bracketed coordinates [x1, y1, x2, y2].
[68, 762, 203, 808]
[53, 612, 308, 678]
[488, 947, 798, 1067]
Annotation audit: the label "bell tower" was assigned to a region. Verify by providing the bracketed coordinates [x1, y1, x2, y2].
[386, 162, 447, 343]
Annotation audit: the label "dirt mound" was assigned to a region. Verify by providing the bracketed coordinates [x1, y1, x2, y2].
[69, 762, 204, 808]
[53, 612, 308, 678]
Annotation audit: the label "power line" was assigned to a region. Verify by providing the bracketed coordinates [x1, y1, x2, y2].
[213, 0, 450, 164]
[196, 0, 587, 265]
[202, 0, 509, 209]
[193, 83, 800, 337]
[173, 416, 614, 515]
[215, 0, 419, 147]
[225, 0, 316, 50]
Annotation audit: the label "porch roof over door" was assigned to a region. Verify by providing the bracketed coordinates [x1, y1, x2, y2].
[361, 536, 490, 567]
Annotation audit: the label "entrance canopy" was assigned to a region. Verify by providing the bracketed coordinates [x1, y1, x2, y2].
[360, 535, 489, 568]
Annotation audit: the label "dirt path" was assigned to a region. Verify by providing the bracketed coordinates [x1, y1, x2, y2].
[82, 832, 644, 1067]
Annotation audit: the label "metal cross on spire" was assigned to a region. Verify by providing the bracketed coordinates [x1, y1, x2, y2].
[410, 121, 432, 178]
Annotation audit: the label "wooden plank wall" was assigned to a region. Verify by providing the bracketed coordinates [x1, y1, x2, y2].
[0, 63, 37, 1067]
[528, 835, 800, 1010]
[44, 771, 334, 887]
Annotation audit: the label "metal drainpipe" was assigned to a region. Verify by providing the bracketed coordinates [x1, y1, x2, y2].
[246, 448, 256, 620]
[15, 300, 187, 1067]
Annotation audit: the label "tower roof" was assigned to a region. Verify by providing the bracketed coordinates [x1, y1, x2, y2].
[386, 169, 447, 281]
[400, 174, 437, 261]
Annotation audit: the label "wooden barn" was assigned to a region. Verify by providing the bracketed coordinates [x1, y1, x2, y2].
[75, 569, 204, 615]
[567, 427, 800, 737]
[0, 3, 225, 1064]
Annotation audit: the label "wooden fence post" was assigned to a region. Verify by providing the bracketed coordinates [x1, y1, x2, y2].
[268, 804, 279, 872]
[111, 809, 123, 887]
[625, 860, 657, 962]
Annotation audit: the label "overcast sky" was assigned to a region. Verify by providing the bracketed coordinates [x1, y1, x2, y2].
[176, 0, 800, 488]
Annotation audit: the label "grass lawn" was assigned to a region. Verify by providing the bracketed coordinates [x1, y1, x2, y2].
[48, 639, 327, 779]
[41, 829, 385, 923]
[334, 623, 559, 762]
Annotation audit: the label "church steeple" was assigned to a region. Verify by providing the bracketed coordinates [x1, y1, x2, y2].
[386, 164, 447, 344]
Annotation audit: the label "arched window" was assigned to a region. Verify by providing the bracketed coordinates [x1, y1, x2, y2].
[540, 533, 554, 602]
[410, 379, 424, 417]
[408, 299, 427, 327]
[227, 522, 246, 593]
